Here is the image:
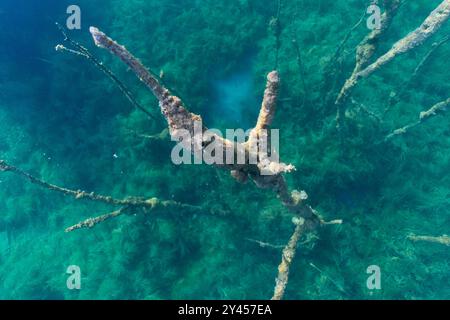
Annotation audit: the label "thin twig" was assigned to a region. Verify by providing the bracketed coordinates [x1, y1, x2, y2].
[328, 8, 367, 69]
[271, 0, 282, 69]
[386, 98, 450, 140]
[55, 23, 156, 120]
[127, 128, 170, 141]
[0, 159, 199, 231]
[320, 6, 367, 106]
[338, 0, 450, 111]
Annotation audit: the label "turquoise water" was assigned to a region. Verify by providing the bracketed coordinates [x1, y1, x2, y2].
[0, 0, 449, 299]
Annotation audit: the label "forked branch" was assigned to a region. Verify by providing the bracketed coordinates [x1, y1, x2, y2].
[335, 0, 402, 124]
[386, 98, 450, 140]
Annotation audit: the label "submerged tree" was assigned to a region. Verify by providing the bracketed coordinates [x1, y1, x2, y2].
[1, 0, 449, 299]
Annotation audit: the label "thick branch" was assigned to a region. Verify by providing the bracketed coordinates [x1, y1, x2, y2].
[137, 128, 170, 141]
[270, 0, 282, 69]
[87, 27, 342, 300]
[359, 1, 450, 80]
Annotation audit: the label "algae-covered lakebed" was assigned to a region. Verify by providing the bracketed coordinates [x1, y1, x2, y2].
[0, 0, 449, 300]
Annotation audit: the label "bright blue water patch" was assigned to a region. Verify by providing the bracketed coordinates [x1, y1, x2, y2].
[210, 63, 257, 129]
